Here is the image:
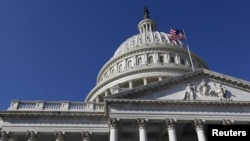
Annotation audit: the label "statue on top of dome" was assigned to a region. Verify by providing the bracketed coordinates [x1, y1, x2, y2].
[144, 7, 150, 19]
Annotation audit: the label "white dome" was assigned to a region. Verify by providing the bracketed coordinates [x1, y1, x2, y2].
[85, 13, 209, 102]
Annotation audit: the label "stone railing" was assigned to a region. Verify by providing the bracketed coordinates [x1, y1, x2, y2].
[7, 100, 105, 112]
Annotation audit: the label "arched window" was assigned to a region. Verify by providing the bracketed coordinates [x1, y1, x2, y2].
[127, 60, 132, 68]
[137, 57, 142, 65]
[159, 56, 164, 63]
[111, 68, 115, 74]
[170, 56, 175, 63]
[118, 64, 123, 71]
[180, 58, 185, 65]
[148, 56, 153, 64]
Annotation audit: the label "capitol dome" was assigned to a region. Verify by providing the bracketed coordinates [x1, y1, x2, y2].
[85, 10, 209, 102]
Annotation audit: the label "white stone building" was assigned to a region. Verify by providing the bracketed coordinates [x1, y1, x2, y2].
[1, 9, 250, 141]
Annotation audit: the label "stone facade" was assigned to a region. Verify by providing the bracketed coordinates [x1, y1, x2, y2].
[1, 9, 250, 141]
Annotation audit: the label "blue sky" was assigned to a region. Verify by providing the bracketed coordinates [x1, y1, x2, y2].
[0, 0, 250, 110]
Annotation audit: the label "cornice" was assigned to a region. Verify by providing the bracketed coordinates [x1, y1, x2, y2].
[0, 111, 106, 119]
[105, 99, 250, 107]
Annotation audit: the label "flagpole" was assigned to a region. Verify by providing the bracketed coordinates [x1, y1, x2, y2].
[183, 29, 195, 71]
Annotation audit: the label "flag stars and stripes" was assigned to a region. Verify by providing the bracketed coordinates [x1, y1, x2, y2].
[169, 28, 185, 41]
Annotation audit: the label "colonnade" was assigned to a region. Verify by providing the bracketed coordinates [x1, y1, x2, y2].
[108, 118, 207, 141]
[95, 76, 163, 102]
[0, 118, 207, 141]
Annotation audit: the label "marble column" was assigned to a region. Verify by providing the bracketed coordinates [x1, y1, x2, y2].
[137, 118, 148, 141]
[109, 118, 118, 141]
[143, 77, 148, 85]
[54, 131, 65, 141]
[95, 96, 100, 103]
[158, 76, 163, 81]
[105, 90, 109, 97]
[0, 131, 8, 141]
[194, 119, 206, 141]
[82, 131, 92, 141]
[26, 131, 38, 141]
[129, 80, 133, 88]
[165, 119, 177, 141]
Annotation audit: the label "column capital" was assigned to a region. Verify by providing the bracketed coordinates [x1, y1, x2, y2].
[221, 119, 234, 125]
[26, 131, 38, 141]
[109, 118, 119, 128]
[137, 118, 148, 128]
[82, 131, 92, 141]
[194, 119, 205, 130]
[0, 131, 8, 141]
[54, 131, 65, 140]
[165, 119, 176, 129]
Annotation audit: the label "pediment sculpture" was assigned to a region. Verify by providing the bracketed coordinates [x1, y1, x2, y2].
[184, 79, 232, 101]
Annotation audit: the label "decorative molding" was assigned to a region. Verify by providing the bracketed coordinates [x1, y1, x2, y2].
[105, 99, 250, 106]
[82, 131, 92, 141]
[54, 131, 65, 140]
[194, 119, 205, 130]
[137, 118, 148, 128]
[221, 119, 234, 125]
[26, 131, 38, 140]
[108, 118, 119, 128]
[0, 131, 8, 140]
[165, 119, 176, 129]
[0, 111, 106, 118]
[7, 101, 105, 112]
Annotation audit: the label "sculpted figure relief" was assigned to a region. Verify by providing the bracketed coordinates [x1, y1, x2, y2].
[197, 79, 208, 96]
[184, 83, 196, 100]
[213, 83, 227, 100]
[184, 79, 231, 101]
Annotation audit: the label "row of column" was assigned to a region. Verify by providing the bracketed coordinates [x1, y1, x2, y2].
[0, 131, 92, 141]
[96, 76, 163, 102]
[108, 118, 207, 141]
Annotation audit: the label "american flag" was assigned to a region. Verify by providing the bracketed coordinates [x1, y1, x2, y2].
[169, 28, 185, 41]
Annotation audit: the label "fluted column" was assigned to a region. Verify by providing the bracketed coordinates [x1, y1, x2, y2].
[26, 131, 38, 141]
[137, 118, 148, 141]
[109, 118, 118, 141]
[54, 131, 65, 141]
[165, 119, 177, 141]
[0, 131, 8, 141]
[82, 131, 92, 141]
[194, 119, 206, 141]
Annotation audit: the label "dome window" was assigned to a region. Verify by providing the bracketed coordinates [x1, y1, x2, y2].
[180, 58, 185, 65]
[118, 64, 123, 72]
[148, 56, 153, 64]
[137, 57, 142, 65]
[170, 56, 175, 63]
[127, 60, 132, 68]
[111, 68, 115, 74]
[159, 56, 164, 63]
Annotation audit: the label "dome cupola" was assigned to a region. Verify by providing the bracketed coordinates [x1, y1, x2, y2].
[85, 8, 209, 102]
[138, 7, 157, 33]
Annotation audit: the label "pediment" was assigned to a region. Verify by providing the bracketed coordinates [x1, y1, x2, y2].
[105, 69, 250, 102]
